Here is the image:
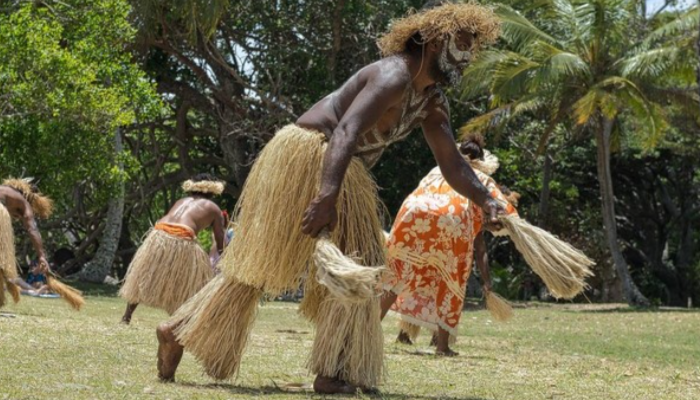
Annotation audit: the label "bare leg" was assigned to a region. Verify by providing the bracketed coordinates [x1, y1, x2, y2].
[121, 303, 138, 324]
[396, 330, 413, 345]
[157, 322, 184, 382]
[379, 291, 397, 320]
[435, 327, 458, 357]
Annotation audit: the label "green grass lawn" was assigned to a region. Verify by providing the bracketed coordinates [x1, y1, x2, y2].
[1, 288, 699, 400]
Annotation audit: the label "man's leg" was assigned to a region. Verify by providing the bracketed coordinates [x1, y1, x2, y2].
[434, 327, 458, 356]
[156, 321, 184, 382]
[121, 303, 138, 324]
[379, 291, 397, 320]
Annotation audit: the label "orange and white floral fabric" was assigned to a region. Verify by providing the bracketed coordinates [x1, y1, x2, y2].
[384, 167, 517, 336]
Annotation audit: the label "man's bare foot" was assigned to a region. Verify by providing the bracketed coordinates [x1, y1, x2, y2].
[435, 347, 459, 357]
[121, 303, 137, 325]
[157, 323, 184, 382]
[313, 375, 358, 394]
[396, 330, 413, 345]
[121, 315, 131, 325]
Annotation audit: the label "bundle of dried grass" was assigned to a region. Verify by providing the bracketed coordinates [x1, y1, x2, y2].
[309, 297, 384, 389]
[172, 276, 261, 380]
[119, 229, 213, 314]
[0, 203, 17, 281]
[484, 290, 513, 321]
[399, 320, 421, 342]
[500, 215, 594, 299]
[314, 230, 383, 303]
[222, 124, 385, 302]
[46, 274, 84, 311]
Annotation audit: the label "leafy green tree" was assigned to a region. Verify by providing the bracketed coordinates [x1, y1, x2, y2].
[461, 0, 698, 305]
[0, 0, 161, 278]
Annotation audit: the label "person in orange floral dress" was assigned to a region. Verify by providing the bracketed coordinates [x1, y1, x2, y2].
[381, 136, 518, 356]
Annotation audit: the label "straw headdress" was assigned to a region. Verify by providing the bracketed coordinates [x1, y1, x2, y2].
[2, 178, 53, 219]
[377, 2, 500, 57]
[182, 179, 225, 196]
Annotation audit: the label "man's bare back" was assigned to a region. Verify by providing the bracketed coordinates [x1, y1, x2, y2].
[0, 186, 31, 219]
[159, 196, 223, 236]
[0, 184, 50, 272]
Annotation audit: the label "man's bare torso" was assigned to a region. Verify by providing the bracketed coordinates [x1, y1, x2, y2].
[159, 197, 219, 234]
[296, 56, 444, 167]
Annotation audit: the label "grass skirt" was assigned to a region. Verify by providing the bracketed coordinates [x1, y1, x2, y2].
[171, 124, 385, 386]
[119, 229, 213, 314]
[0, 203, 17, 308]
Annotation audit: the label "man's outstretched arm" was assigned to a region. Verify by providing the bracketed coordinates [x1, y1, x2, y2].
[421, 103, 503, 223]
[21, 208, 49, 272]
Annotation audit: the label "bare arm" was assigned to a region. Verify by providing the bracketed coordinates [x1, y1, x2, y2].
[301, 68, 407, 237]
[211, 207, 225, 255]
[421, 102, 502, 222]
[21, 208, 49, 272]
[474, 231, 491, 292]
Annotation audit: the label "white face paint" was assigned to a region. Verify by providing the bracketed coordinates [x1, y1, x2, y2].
[437, 34, 473, 88]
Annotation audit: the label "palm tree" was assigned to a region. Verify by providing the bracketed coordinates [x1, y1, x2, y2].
[461, 0, 698, 305]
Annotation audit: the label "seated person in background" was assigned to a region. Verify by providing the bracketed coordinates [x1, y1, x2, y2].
[12, 260, 51, 296]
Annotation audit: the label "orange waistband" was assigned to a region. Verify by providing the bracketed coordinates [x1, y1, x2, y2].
[154, 222, 196, 240]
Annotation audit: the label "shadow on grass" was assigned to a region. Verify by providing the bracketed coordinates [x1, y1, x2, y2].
[65, 281, 120, 297]
[175, 381, 491, 400]
[568, 307, 699, 314]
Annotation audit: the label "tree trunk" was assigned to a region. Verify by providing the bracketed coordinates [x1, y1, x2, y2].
[538, 150, 553, 228]
[77, 129, 125, 283]
[595, 118, 649, 306]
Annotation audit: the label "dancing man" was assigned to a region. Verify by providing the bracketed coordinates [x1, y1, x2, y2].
[156, 2, 503, 394]
[0, 178, 52, 307]
[381, 135, 519, 356]
[119, 174, 225, 324]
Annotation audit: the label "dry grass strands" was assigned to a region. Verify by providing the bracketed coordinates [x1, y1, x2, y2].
[222, 124, 385, 299]
[399, 320, 421, 342]
[181, 180, 225, 196]
[47, 275, 85, 311]
[119, 229, 213, 314]
[309, 297, 384, 389]
[377, 2, 500, 56]
[314, 231, 384, 303]
[2, 178, 53, 219]
[0, 203, 18, 280]
[172, 276, 261, 380]
[500, 215, 594, 299]
[485, 290, 513, 321]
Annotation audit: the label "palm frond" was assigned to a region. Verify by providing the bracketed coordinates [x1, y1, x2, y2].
[494, 4, 557, 51]
[643, 7, 699, 48]
[618, 46, 681, 80]
[461, 50, 509, 100]
[490, 53, 541, 105]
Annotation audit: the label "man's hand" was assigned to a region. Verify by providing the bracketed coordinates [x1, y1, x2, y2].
[301, 195, 338, 238]
[482, 197, 505, 230]
[38, 256, 50, 274]
[482, 282, 493, 293]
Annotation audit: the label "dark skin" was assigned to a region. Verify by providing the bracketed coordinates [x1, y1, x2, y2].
[0, 186, 49, 273]
[299, 30, 502, 240]
[122, 194, 224, 324]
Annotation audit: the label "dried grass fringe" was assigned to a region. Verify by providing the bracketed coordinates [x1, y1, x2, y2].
[220, 124, 384, 302]
[172, 276, 261, 380]
[500, 215, 594, 299]
[0, 270, 21, 308]
[47, 275, 84, 311]
[399, 320, 421, 341]
[485, 290, 513, 321]
[308, 297, 384, 388]
[0, 203, 17, 280]
[119, 229, 213, 314]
